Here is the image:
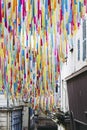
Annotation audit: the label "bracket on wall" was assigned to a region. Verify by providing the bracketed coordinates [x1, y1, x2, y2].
[70, 47, 73, 52]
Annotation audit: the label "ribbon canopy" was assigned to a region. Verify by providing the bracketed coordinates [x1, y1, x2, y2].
[0, 0, 87, 109]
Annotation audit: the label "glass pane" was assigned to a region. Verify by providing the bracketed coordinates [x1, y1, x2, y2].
[78, 39, 80, 61]
[83, 40, 86, 61]
[83, 19, 86, 40]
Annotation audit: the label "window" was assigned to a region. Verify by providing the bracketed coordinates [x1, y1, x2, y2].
[83, 40, 86, 61]
[83, 19, 86, 40]
[82, 19, 86, 61]
[78, 39, 80, 61]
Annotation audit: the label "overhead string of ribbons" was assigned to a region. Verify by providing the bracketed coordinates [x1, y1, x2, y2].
[0, 0, 87, 109]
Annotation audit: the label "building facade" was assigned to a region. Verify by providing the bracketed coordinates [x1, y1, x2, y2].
[61, 15, 87, 130]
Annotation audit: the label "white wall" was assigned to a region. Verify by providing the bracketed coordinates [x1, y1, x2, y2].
[61, 16, 87, 113]
[59, 16, 87, 130]
[0, 95, 7, 107]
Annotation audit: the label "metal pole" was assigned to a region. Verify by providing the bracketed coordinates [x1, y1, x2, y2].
[4, 0, 9, 129]
[7, 82, 9, 130]
[7, 83, 9, 108]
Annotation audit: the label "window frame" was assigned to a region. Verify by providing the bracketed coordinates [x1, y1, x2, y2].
[82, 19, 87, 61]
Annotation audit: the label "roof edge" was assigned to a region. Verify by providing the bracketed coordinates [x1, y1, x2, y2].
[65, 65, 87, 81]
